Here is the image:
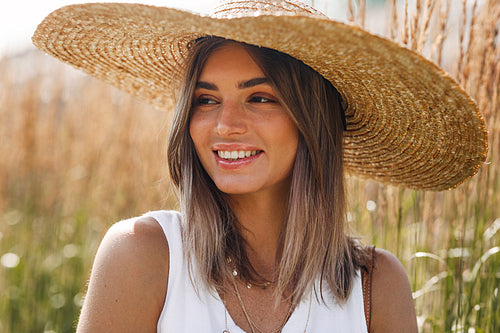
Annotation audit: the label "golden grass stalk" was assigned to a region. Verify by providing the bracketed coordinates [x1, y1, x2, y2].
[429, 0, 450, 66]
[347, 0, 366, 28]
[388, 0, 398, 41]
[401, 0, 410, 46]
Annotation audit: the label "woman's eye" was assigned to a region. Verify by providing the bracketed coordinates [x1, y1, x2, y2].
[249, 96, 275, 103]
[196, 97, 217, 105]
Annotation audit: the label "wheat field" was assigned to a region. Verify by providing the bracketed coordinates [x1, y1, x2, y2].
[0, 0, 499, 332]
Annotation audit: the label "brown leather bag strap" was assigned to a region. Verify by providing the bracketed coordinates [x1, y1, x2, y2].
[361, 245, 376, 332]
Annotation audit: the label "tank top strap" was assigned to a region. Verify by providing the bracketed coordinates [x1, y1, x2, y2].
[143, 210, 183, 258]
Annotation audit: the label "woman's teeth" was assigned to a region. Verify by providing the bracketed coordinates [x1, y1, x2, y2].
[217, 150, 258, 161]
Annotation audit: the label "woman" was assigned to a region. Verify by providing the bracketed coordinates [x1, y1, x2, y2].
[32, 0, 487, 332]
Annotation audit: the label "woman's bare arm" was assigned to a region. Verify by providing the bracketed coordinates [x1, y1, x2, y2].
[77, 216, 169, 332]
[370, 248, 417, 333]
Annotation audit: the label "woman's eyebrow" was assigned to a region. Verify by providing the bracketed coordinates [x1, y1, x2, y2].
[237, 77, 268, 89]
[196, 81, 218, 90]
[195, 77, 268, 91]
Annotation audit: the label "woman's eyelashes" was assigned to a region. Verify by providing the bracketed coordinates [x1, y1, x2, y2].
[248, 95, 277, 103]
[192, 93, 278, 108]
[194, 95, 218, 106]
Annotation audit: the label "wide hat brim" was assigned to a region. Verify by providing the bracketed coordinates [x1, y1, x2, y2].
[32, 3, 488, 191]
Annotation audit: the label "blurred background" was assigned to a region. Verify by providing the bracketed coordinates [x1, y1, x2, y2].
[0, 0, 498, 332]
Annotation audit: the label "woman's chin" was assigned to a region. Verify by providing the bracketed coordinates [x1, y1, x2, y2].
[216, 184, 258, 196]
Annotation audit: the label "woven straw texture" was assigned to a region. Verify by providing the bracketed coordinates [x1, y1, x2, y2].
[32, 0, 488, 191]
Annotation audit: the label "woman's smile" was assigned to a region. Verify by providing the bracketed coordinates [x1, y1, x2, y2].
[189, 43, 299, 196]
[213, 148, 264, 170]
[215, 149, 261, 161]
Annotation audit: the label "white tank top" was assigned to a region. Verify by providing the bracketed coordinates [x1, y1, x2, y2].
[145, 210, 368, 333]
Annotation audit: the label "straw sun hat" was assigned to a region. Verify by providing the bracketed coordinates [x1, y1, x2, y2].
[32, 0, 487, 191]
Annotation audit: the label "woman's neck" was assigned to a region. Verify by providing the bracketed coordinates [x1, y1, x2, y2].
[227, 188, 289, 278]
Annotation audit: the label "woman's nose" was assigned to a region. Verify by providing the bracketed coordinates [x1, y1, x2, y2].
[215, 101, 247, 137]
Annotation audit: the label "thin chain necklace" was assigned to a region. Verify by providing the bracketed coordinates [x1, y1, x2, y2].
[231, 275, 293, 333]
[222, 257, 312, 333]
[227, 257, 273, 290]
[223, 286, 312, 333]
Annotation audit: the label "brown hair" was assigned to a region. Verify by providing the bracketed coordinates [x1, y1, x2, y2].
[167, 36, 368, 303]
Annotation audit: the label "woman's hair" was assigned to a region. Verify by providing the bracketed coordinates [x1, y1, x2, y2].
[167, 36, 368, 304]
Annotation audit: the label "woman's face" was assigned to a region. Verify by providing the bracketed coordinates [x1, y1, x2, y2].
[189, 43, 299, 198]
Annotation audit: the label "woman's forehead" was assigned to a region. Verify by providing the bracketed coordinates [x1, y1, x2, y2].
[198, 43, 266, 84]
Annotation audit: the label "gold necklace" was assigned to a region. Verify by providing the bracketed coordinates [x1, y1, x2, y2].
[223, 287, 312, 333]
[230, 274, 293, 333]
[228, 257, 274, 290]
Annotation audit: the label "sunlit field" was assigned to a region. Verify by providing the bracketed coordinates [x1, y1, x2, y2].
[1, 1, 499, 332]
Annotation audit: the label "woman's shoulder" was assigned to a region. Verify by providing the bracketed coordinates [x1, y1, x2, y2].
[77, 214, 170, 332]
[369, 248, 417, 332]
[101, 213, 172, 289]
[104, 213, 171, 262]
[107, 213, 170, 254]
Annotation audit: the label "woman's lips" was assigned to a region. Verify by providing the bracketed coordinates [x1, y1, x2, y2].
[216, 149, 260, 160]
[213, 149, 263, 169]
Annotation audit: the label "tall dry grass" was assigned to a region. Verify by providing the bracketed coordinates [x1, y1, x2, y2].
[0, 0, 498, 332]
[346, 0, 500, 331]
[0, 52, 176, 332]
